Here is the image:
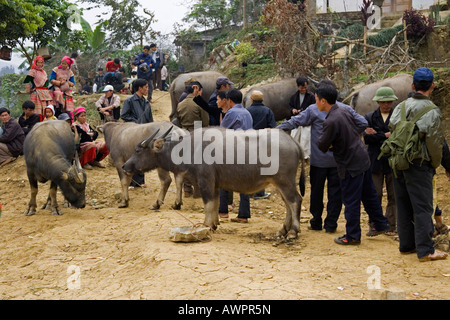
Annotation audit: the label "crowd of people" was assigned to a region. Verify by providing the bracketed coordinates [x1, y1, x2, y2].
[0, 53, 448, 262]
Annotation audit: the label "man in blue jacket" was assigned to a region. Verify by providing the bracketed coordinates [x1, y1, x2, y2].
[219, 88, 253, 223]
[134, 45, 156, 101]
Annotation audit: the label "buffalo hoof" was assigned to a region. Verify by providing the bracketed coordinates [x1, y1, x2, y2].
[24, 208, 36, 216]
[150, 203, 160, 210]
[286, 230, 298, 241]
[276, 228, 288, 240]
[51, 208, 63, 215]
[41, 203, 50, 210]
[118, 201, 128, 208]
[171, 203, 181, 210]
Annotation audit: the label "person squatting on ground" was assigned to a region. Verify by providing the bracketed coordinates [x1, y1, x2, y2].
[18, 100, 42, 136]
[72, 107, 109, 170]
[317, 83, 389, 245]
[387, 67, 447, 262]
[363, 86, 398, 236]
[0, 107, 25, 167]
[95, 85, 121, 123]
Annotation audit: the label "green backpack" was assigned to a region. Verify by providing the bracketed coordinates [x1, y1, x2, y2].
[378, 101, 437, 178]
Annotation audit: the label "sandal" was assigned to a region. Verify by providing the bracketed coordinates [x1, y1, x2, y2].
[230, 217, 248, 223]
[418, 250, 448, 262]
[334, 235, 360, 245]
[433, 224, 449, 237]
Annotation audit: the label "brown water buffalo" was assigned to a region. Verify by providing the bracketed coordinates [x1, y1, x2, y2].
[345, 73, 413, 116]
[123, 127, 306, 240]
[23, 120, 86, 216]
[100, 121, 187, 209]
[242, 78, 299, 121]
[169, 71, 225, 120]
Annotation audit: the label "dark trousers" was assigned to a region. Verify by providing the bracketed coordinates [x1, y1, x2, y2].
[153, 68, 162, 90]
[147, 76, 153, 100]
[130, 173, 145, 187]
[340, 169, 388, 241]
[393, 164, 435, 258]
[219, 189, 250, 218]
[372, 170, 396, 231]
[309, 165, 342, 231]
[98, 107, 121, 122]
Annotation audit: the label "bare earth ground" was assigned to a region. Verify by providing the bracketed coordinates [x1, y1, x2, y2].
[0, 89, 448, 300]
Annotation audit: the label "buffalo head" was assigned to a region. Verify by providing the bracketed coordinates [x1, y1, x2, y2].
[122, 127, 173, 175]
[60, 153, 86, 208]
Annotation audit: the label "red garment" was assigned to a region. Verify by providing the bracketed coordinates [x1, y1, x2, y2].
[105, 61, 121, 73]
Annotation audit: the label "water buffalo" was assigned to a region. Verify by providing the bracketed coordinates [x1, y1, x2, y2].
[169, 71, 225, 120]
[242, 78, 298, 121]
[101, 121, 187, 209]
[23, 120, 86, 216]
[123, 126, 306, 240]
[345, 73, 413, 116]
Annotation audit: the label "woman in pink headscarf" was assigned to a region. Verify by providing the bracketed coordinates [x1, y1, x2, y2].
[23, 56, 53, 115]
[72, 107, 109, 170]
[50, 56, 75, 115]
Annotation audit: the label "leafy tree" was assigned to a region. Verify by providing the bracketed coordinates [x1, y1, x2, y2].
[0, 73, 26, 116]
[80, 0, 159, 49]
[183, 0, 236, 31]
[0, 0, 75, 67]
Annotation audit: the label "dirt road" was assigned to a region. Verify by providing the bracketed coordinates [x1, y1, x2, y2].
[0, 89, 448, 300]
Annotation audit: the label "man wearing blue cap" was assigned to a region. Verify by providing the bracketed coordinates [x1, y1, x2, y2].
[388, 67, 447, 262]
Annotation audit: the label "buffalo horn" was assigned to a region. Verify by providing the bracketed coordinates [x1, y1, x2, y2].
[157, 126, 173, 140]
[73, 152, 85, 183]
[140, 128, 160, 148]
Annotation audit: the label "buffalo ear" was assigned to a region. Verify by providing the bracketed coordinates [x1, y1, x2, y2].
[61, 172, 69, 180]
[152, 139, 165, 153]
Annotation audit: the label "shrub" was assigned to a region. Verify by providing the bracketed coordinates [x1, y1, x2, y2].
[403, 9, 435, 39]
[235, 42, 258, 65]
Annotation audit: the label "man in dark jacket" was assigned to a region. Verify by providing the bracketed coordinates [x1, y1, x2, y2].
[246, 90, 276, 200]
[317, 84, 389, 245]
[18, 100, 42, 136]
[363, 86, 398, 236]
[289, 76, 316, 159]
[120, 79, 153, 188]
[246, 90, 277, 130]
[289, 76, 316, 116]
[0, 107, 25, 167]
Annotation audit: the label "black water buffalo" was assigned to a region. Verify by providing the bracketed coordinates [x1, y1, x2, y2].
[345, 73, 413, 115]
[242, 78, 299, 121]
[101, 121, 187, 209]
[23, 120, 86, 216]
[169, 71, 225, 120]
[123, 126, 306, 240]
